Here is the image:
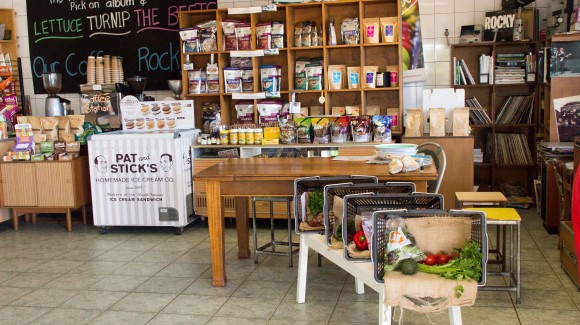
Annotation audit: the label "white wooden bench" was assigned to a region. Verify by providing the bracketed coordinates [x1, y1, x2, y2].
[296, 233, 463, 325]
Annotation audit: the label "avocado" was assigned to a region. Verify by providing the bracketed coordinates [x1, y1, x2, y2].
[400, 258, 418, 275]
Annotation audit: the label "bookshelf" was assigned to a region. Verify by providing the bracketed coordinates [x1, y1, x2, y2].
[451, 41, 539, 196]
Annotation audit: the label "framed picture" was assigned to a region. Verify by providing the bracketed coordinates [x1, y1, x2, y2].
[550, 40, 580, 78]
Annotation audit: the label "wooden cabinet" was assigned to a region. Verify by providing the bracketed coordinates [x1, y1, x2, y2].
[450, 42, 538, 196]
[178, 0, 403, 133]
[0, 157, 92, 231]
[402, 136, 474, 209]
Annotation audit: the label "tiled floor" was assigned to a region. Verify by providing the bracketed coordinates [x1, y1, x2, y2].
[0, 209, 578, 325]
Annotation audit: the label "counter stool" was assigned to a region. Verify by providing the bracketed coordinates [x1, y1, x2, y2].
[252, 196, 300, 267]
[464, 207, 521, 303]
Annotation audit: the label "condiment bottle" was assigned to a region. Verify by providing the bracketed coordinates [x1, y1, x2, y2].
[246, 128, 255, 145]
[230, 129, 238, 145]
[254, 128, 263, 145]
[238, 128, 246, 145]
[220, 129, 230, 145]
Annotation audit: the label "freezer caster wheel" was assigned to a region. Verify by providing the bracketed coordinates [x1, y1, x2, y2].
[175, 228, 184, 235]
[99, 227, 107, 234]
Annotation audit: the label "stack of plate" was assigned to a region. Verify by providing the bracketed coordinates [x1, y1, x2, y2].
[374, 143, 418, 160]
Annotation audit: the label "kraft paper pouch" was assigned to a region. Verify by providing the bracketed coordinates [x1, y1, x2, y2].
[429, 108, 446, 136]
[405, 109, 424, 137]
[57, 116, 71, 141]
[40, 117, 59, 141]
[453, 107, 470, 136]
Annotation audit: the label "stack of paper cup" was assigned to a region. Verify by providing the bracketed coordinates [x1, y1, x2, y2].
[117, 58, 124, 82]
[86, 56, 96, 84]
[96, 56, 105, 84]
[111, 56, 119, 83]
[104, 55, 111, 84]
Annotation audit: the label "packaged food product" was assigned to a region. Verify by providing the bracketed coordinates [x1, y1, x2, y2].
[230, 129, 238, 144]
[230, 56, 252, 68]
[330, 117, 350, 143]
[198, 20, 217, 52]
[257, 100, 282, 124]
[363, 66, 378, 88]
[271, 22, 285, 49]
[246, 128, 255, 145]
[256, 22, 272, 50]
[346, 106, 360, 116]
[54, 140, 66, 154]
[341, 17, 359, 45]
[294, 23, 303, 47]
[347, 66, 360, 89]
[310, 22, 318, 47]
[66, 141, 81, 154]
[222, 20, 241, 51]
[40, 117, 59, 141]
[328, 65, 345, 90]
[57, 116, 71, 141]
[366, 105, 380, 116]
[188, 69, 206, 94]
[235, 101, 254, 124]
[363, 18, 380, 44]
[380, 17, 398, 43]
[202, 103, 221, 137]
[328, 19, 337, 46]
[224, 67, 242, 93]
[295, 118, 312, 143]
[207, 63, 219, 93]
[351, 116, 372, 142]
[310, 106, 324, 116]
[376, 71, 385, 88]
[305, 64, 323, 90]
[235, 23, 252, 50]
[312, 117, 330, 144]
[429, 107, 446, 136]
[295, 58, 309, 90]
[40, 141, 55, 154]
[405, 109, 424, 137]
[387, 65, 399, 87]
[260, 65, 280, 97]
[238, 128, 246, 145]
[254, 128, 263, 144]
[372, 115, 393, 143]
[180, 27, 199, 52]
[453, 107, 470, 136]
[68, 115, 85, 134]
[332, 106, 346, 115]
[387, 107, 400, 131]
[301, 22, 312, 47]
[61, 133, 75, 143]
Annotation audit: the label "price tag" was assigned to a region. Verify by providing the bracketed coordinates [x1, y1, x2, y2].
[318, 94, 325, 104]
[183, 63, 194, 70]
[289, 102, 301, 113]
[92, 84, 102, 91]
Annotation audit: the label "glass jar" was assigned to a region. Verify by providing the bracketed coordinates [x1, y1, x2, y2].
[238, 128, 246, 145]
[219, 129, 230, 145]
[254, 128, 263, 145]
[246, 128, 255, 145]
[230, 129, 238, 145]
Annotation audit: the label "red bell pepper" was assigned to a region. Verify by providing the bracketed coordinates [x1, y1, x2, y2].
[353, 230, 368, 251]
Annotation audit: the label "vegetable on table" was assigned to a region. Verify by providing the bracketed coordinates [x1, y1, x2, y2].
[306, 191, 324, 227]
[423, 253, 437, 266]
[353, 230, 368, 251]
[436, 252, 451, 265]
[400, 258, 418, 275]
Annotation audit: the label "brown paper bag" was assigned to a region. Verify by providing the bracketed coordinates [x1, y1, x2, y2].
[429, 108, 446, 136]
[404, 109, 423, 137]
[453, 107, 470, 136]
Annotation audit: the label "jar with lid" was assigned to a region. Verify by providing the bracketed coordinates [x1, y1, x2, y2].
[230, 129, 238, 144]
[246, 128, 255, 145]
[219, 129, 230, 145]
[238, 128, 246, 145]
[254, 128, 263, 145]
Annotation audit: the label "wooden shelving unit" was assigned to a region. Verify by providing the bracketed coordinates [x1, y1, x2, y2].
[451, 41, 539, 196]
[0, 9, 21, 113]
[178, 0, 403, 134]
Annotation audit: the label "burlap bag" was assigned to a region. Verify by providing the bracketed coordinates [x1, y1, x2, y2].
[383, 216, 478, 313]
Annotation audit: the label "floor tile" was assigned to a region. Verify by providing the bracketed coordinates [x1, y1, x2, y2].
[268, 320, 327, 325]
[68, 261, 126, 275]
[151, 241, 195, 252]
[246, 265, 297, 282]
[61, 290, 128, 310]
[133, 250, 185, 263]
[156, 262, 210, 278]
[0, 306, 50, 325]
[512, 288, 577, 310]
[56, 249, 106, 261]
[285, 281, 342, 302]
[517, 308, 580, 325]
[216, 296, 281, 319]
[207, 316, 268, 325]
[29, 308, 101, 325]
[112, 261, 168, 276]
[182, 278, 243, 296]
[5, 272, 61, 288]
[113, 240, 161, 251]
[0, 259, 46, 272]
[147, 313, 210, 325]
[30, 260, 85, 273]
[10, 288, 77, 308]
[43, 273, 106, 290]
[87, 274, 149, 292]
[109, 292, 176, 313]
[87, 310, 155, 325]
[161, 294, 228, 315]
[134, 276, 194, 294]
[0, 287, 32, 305]
[93, 250, 143, 262]
[234, 280, 293, 299]
[78, 239, 125, 251]
[271, 299, 336, 322]
[0, 271, 20, 285]
[462, 306, 521, 324]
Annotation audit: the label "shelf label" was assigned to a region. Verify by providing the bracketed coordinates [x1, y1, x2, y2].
[183, 63, 194, 71]
[92, 84, 102, 91]
[264, 49, 279, 56]
[232, 92, 266, 100]
[228, 6, 262, 14]
[262, 5, 277, 12]
[230, 50, 264, 57]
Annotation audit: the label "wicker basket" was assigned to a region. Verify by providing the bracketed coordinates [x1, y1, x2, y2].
[323, 182, 416, 246]
[293, 176, 377, 234]
[341, 193, 444, 261]
[372, 209, 488, 286]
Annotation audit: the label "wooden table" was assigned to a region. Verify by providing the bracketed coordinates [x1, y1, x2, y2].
[194, 157, 438, 287]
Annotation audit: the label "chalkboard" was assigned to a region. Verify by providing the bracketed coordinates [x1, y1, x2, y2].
[27, 0, 217, 94]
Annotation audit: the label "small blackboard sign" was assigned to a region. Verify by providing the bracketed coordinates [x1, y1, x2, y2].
[27, 0, 217, 94]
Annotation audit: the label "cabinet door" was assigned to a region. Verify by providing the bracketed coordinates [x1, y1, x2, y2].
[35, 162, 74, 207]
[0, 163, 38, 206]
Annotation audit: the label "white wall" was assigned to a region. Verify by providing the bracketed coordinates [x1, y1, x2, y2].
[1, 0, 578, 116]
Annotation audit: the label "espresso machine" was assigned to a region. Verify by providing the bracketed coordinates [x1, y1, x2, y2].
[43, 72, 70, 116]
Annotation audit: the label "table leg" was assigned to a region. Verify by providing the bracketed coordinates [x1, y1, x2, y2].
[235, 197, 250, 259]
[12, 209, 18, 232]
[516, 222, 521, 304]
[207, 180, 227, 287]
[66, 209, 72, 232]
[81, 205, 88, 225]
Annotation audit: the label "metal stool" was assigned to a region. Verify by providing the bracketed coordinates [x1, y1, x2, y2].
[252, 196, 300, 267]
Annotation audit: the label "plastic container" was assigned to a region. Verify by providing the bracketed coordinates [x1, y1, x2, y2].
[246, 128, 255, 145]
[238, 128, 246, 145]
[230, 129, 238, 144]
[220, 130, 230, 145]
[254, 128, 263, 145]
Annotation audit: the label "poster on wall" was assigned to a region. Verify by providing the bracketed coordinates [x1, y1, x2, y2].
[401, 0, 425, 83]
[550, 40, 580, 78]
[553, 95, 580, 142]
[26, 0, 217, 94]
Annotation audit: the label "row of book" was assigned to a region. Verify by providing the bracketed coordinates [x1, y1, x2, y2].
[495, 94, 535, 124]
[494, 133, 534, 165]
[465, 97, 492, 125]
[453, 52, 536, 85]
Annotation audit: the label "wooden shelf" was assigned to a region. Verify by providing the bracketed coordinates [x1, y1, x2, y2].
[362, 42, 399, 47]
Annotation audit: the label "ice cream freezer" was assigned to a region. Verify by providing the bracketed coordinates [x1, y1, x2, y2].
[88, 129, 201, 234]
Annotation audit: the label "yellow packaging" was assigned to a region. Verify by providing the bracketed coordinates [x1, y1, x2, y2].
[254, 128, 263, 144]
[230, 129, 238, 144]
[246, 129, 255, 145]
[263, 127, 280, 140]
